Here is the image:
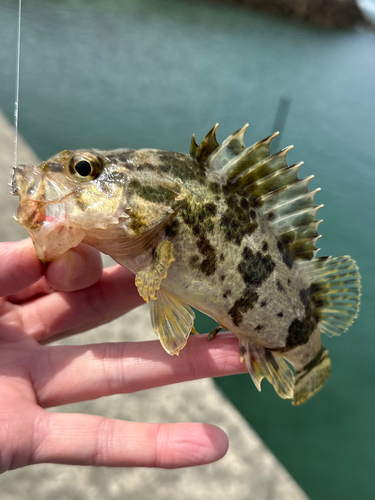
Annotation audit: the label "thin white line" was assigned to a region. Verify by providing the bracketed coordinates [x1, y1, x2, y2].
[14, 0, 22, 169]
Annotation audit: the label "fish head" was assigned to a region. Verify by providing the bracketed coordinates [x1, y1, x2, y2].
[12, 148, 181, 263]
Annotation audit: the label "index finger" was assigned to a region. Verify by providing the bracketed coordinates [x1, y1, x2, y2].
[0, 239, 43, 297]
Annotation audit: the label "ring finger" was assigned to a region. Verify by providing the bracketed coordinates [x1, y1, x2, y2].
[34, 333, 245, 408]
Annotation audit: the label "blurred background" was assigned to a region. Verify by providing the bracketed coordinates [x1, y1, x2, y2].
[0, 0, 374, 499]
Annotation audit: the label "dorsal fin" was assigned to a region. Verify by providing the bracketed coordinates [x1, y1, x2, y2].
[200, 124, 323, 261]
[190, 124, 220, 163]
[208, 127, 279, 180]
[206, 124, 249, 174]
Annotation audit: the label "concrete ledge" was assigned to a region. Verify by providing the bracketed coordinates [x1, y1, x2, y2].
[0, 110, 309, 500]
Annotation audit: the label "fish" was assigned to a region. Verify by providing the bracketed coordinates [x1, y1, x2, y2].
[11, 124, 361, 405]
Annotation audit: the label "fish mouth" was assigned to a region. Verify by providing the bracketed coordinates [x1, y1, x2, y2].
[12, 164, 73, 231]
[12, 164, 87, 262]
[12, 164, 45, 230]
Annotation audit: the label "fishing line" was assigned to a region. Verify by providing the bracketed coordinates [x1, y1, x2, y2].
[13, 0, 22, 169]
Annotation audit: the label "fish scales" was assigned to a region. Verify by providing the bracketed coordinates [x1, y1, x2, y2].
[12, 125, 361, 405]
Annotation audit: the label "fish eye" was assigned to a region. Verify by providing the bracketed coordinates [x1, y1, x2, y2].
[69, 154, 103, 182]
[75, 160, 92, 177]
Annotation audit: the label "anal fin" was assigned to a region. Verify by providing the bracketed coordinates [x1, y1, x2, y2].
[239, 339, 294, 400]
[150, 288, 195, 356]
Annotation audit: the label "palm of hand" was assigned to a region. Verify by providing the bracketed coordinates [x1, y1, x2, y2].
[0, 240, 243, 474]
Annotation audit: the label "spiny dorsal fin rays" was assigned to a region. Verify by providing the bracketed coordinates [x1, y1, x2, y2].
[190, 123, 219, 163]
[242, 162, 303, 202]
[208, 129, 280, 180]
[221, 124, 248, 152]
[206, 124, 249, 174]
[232, 146, 294, 189]
[227, 132, 282, 180]
[195, 124, 325, 262]
[264, 188, 321, 217]
[190, 134, 198, 158]
[269, 204, 324, 261]
[258, 175, 315, 212]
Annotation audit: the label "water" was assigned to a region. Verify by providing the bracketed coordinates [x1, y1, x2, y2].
[0, 1, 374, 498]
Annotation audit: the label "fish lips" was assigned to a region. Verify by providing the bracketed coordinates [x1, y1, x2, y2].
[11, 164, 43, 197]
[11, 164, 86, 262]
[12, 163, 73, 229]
[12, 164, 47, 230]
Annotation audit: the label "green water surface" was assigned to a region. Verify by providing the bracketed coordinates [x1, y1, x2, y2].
[0, 1, 374, 498]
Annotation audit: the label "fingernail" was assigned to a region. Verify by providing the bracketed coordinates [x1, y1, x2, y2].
[67, 250, 85, 282]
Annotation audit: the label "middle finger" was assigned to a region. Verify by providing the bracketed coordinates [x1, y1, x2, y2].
[18, 265, 144, 342]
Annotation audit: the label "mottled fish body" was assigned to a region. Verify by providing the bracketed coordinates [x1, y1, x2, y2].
[12, 125, 361, 404]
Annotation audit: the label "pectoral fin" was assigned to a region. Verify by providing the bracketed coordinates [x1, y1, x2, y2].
[135, 240, 174, 302]
[239, 339, 294, 400]
[150, 288, 195, 355]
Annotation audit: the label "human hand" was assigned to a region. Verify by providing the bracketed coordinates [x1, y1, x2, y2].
[0, 239, 245, 474]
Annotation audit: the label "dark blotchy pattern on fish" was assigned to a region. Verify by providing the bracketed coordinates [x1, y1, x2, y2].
[164, 219, 180, 237]
[276, 279, 285, 293]
[179, 201, 218, 276]
[106, 152, 136, 168]
[197, 234, 217, 276]
[158, 152, 207, 183]
[179, 202, 217, 227]
[227, 246, 277, 326]
[238, 247, 275, 288]
[129, 212, 147, 234]
[219, 191, 258, 246]
[228, 289, 259, 326]
[277, 239, 294, 269]
[285, 288, 320, 349]
[129, 178, 177, 205]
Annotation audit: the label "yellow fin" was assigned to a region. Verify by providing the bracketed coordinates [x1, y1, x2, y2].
[135, 240, 174, 302]
[191, 326, 199, 335]
[150, 288, 195, 356]
[299, 256, 361, 336]
[293, 348, 331, 405]
[239, 339, 294, 400]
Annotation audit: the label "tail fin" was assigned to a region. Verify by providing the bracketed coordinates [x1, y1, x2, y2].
[299, 255, 361, 336]
[292, 255, 360, 404]
[293, 348, 331, 405]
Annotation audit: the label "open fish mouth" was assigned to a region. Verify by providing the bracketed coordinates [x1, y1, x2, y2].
[11, 163, 87, 262]
[11, 160, 129, 262]
[11, 164, 43, 197]
[12, 164, 74, 231]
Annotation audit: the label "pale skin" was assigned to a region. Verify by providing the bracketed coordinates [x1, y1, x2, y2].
[0, 239, 246, 474]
